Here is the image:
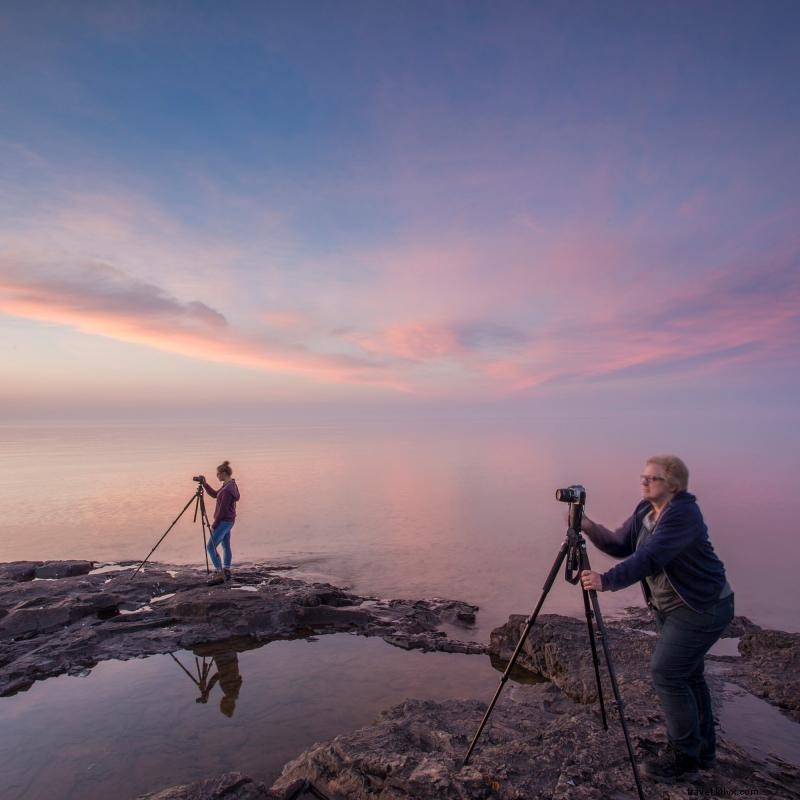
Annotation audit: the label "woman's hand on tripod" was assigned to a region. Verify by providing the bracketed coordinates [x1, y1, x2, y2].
[580, 570, 604, 592]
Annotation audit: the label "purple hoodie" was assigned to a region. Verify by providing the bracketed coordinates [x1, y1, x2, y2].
[202, 478, 240, 526]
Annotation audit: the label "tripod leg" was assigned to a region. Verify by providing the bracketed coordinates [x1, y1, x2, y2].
[170, 653, 201, 688]
[129, 493, 198, 580]
[581, 548, 646, 800]
[199, 494, 211, 574]
[464, 537, 571, 765]
[196, 494, 211, 574]
[581, 586, 609, 730]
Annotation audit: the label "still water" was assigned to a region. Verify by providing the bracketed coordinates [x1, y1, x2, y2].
[1, 417, 795, 634]
[0, 417, 797, 798]
[0, 634, 501, 800]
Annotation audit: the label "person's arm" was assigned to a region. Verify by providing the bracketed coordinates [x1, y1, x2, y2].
[201, 477, 219, 498]
[600, 506, 702, 591]
[582, 513, 636, 559]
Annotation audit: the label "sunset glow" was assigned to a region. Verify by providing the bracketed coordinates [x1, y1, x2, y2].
[1, 3, 798, 418]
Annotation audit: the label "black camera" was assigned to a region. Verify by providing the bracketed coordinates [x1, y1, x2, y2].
[192, 475, 204, 483]
[555, 485, 586, 504]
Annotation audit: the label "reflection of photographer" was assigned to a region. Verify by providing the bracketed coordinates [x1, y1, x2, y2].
[196, 461, 240, 586]
[196, 650, 243, 718]
[579, 455, 733, 784]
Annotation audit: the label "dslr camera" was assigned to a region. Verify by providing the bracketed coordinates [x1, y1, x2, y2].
[555, 484, 586, 504]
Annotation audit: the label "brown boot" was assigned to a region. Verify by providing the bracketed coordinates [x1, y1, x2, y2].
[206, 570, 224, 586]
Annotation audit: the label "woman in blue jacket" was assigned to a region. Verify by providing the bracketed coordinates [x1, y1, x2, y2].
[579, 455, 733, 785]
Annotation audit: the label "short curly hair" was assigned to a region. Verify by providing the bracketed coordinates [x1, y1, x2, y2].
[646, 454, 689, 492]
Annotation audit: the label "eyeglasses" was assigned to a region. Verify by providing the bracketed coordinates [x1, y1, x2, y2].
[640, 475, 666, 485]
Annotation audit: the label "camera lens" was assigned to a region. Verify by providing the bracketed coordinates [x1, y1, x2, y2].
[555, 485, 585, 504]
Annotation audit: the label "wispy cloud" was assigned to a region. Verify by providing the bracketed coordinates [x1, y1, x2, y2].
[0, 258, 404, 389]
[2, 152, 798, 401]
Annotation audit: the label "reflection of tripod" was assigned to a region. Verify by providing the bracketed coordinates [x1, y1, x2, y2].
[464, 486, 646, 800]
[170, 652, 215, 702]
[129, 482, 211, 580]
[170, 649, 243, 717]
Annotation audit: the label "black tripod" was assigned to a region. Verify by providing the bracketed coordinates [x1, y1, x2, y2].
[169, 652, 215, 703]
[464, 486, 646, 800]
[129, 481, 212, 580]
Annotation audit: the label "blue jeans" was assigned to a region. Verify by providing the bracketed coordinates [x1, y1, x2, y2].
[207, 520, 234, 570]
[651, 593, 734, 762]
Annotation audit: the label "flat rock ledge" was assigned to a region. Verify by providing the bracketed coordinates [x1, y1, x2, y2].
[3, 562, 798, 799]
[264, 613, 800, 800]
[0, 559, 482, 697]
[148, 612, 800, 800]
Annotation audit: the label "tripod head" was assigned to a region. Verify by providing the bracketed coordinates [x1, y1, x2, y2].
[555, 484, 587, 585]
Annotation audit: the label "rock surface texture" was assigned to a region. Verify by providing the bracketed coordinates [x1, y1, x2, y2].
[267, 613, 800, 800]
[0, 560, 481, 697]
[1, 561, 798, 799]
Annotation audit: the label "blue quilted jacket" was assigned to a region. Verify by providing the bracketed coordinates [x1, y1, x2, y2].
[587, 492, 727, 612]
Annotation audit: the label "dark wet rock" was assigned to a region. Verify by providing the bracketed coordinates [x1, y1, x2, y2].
[0, 559, 94, 582]
[732, 626, 800, 721]
[139, 771, 276, 799]
[4, 560, 798, 799]
[123, 607, 799, 800]
[489, 613, 634, 705]
[615, 605, 656, 630]
[138, 772, 337, 800]
[0, 560, 485, 696]
[267, 614, 800, 800]
[726, 615, 762, 637]
[271, 689, 800, 799]
[34, 559, 94, 578]
[0, 561, 40, 582]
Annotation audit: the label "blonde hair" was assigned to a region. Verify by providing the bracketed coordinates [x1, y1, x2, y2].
[646, 454, 688, 492]
[217, 460, 233, 477]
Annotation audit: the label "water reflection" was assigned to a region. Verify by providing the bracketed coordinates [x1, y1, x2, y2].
[170, 645, 243, 718]
[0, 634, 502, 800]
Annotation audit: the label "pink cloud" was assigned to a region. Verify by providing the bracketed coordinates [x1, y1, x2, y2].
[349, 321, 462, 361]
[0, 259, 409, 391]
[3, 163, 797, 401]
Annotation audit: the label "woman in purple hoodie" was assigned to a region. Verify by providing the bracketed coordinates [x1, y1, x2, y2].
[200, 460, 240, 586]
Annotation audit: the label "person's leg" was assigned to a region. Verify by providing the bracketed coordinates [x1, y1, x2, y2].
[207, 529, 223, 571]
[692, 594, 734, 765]
[220, 525, 233, 569]
[647, 594, 733, 780]
[207, 521, 233, 575]
[651, 616, 705, 761]
[688, 659, 715, 765]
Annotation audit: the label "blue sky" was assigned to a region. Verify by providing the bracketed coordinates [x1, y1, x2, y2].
[1, 1, 798, 419]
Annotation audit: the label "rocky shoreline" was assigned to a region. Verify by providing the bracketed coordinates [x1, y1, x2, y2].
[2, 560, 799, 799]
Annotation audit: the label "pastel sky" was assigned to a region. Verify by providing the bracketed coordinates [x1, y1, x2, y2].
[1, 1, 798, 419]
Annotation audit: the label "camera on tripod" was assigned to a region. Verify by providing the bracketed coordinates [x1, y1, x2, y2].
[555, 484, 585, 504]
[465, 479, 645, 799]
[192, 475, 204, 483]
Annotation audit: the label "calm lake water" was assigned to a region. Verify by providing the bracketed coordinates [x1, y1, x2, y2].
[1, 417, 797, 798]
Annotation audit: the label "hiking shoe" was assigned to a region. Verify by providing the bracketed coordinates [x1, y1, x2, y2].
[223, 568, 233, 585]
[206, 570, 225, 586]
[642, 743, 700, 784]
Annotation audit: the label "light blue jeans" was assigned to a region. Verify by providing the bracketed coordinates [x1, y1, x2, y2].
[207, 520, 234, 570]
